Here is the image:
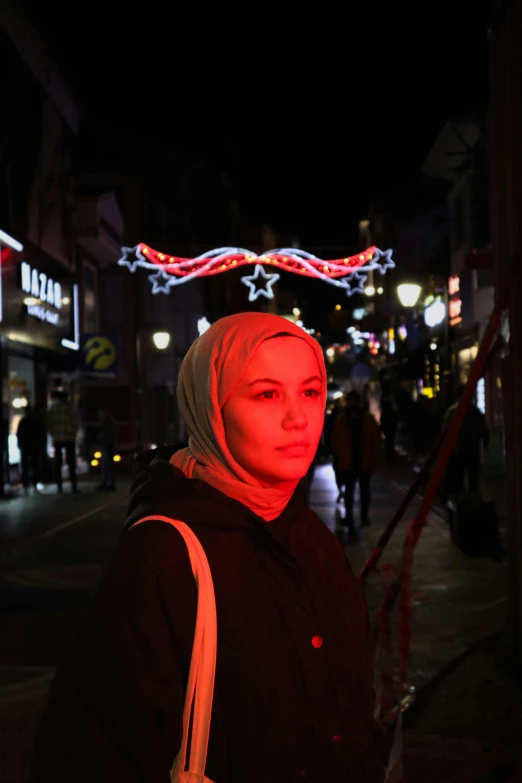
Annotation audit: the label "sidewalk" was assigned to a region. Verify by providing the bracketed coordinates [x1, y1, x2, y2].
[311, 457, 521, 781]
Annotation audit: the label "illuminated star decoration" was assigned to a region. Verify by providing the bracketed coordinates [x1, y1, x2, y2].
[373, 247, 395, 274]
[117, 244, 395, 299]
[148, 268, 172, 295]
[240, 264, 281, 301]
[119, 245, 145, 273]
[347, 270, 368, 295]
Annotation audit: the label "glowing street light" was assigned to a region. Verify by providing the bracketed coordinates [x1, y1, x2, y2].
[397, 283, 421, 308]
[152, 331, 170, 350]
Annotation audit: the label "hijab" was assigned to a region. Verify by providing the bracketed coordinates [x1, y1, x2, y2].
[169, 312, 326, 521]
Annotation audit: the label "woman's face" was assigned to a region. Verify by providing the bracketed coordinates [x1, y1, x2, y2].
[222, 336, 325, 486]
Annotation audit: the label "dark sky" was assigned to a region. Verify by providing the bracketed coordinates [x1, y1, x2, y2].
[24, 2, 488, 246]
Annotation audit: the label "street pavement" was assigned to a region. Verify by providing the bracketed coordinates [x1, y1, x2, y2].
[0, 462, 521, 782]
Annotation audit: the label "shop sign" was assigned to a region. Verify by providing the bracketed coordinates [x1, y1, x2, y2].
[80, 333, 119, 376]
[20, 261, 63, 309]
[448, 274, 462, 326]
[0, 243, 79, 351]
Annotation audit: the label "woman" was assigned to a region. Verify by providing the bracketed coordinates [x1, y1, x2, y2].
[30, 312, 385, 783]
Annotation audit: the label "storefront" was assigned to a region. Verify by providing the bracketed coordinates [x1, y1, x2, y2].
[0, 232, 80, 485]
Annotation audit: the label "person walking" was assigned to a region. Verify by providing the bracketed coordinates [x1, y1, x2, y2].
[30, 312, 386, 783]
[324, 395, 347, 502]
[16, 405, 46, 494]
[46, 390, 79, 494]
[445, 384, 490, 495]
[97, 408, 116, 491]
[331, 390, 381, 534]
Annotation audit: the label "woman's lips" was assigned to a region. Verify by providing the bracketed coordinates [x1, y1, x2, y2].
[277, 444, 309, 457]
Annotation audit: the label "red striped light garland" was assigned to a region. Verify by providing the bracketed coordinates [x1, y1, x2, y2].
[118, 243, 395, 298]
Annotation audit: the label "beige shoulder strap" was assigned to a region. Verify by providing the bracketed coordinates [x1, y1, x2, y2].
[131, 516, 217, 783]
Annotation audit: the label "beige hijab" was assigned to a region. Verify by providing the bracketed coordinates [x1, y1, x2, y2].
[170, 312, 326, 521]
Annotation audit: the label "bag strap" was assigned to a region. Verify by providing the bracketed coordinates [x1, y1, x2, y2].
[131, 516, 217, 782]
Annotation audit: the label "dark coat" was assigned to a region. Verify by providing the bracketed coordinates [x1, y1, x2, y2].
[30, 447, 386, 783]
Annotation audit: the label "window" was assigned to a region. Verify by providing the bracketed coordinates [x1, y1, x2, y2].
[83, 261, 98, 332]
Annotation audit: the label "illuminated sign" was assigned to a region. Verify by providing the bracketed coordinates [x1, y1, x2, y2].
[81, 333, 118, 374]
[448, 275, 462, 326]
[17, 261, 79, 351]
[424, 299, 446, 328]
[0, 229, 24, 323]
[20, 262, 62, 308]
[448, 275, 460, 296]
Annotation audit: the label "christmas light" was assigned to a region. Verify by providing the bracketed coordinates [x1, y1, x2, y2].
[117, 243, 395, 299]
[241, 264, 280, 301]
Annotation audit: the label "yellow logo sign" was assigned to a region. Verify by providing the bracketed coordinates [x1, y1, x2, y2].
[83, 335, 116, 371]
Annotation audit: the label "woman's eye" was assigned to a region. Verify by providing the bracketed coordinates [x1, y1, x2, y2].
[304, 389, 320, 397]
[258, 390, 276, 399]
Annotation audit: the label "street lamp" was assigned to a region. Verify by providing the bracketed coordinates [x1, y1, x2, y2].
[397, 283, 422, 308]
[152, 331, 170, 350]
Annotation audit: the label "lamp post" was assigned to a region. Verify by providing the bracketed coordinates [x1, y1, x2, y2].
[397, 283, 422, 308]
[134, 321, 172, 455]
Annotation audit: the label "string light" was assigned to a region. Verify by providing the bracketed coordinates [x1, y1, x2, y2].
[118, 244, 395, 299]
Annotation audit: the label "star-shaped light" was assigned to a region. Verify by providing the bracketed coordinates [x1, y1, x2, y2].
[240, 264, 280, 301]
[345, 277, 366, 296]
[373, 247, 395, 274]
[118, 245, 146, 273]
[148, 269, 173, 295]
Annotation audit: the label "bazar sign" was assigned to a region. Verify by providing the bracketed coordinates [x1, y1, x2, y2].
[20, 261, 62, 309]
[26, 303, 59, 324]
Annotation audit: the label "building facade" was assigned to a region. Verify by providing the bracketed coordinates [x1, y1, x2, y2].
[0, 4, 82, 489]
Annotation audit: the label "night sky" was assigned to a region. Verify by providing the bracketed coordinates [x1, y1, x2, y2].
[24, 2, 488, 246]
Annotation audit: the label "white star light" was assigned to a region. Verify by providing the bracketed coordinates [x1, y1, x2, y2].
[118, 245, 146, 273]
[346, 278, 366, 296]
[373, 247, 395, 274]
[240, 264, 280, 301]
[148, 269, 173, 295]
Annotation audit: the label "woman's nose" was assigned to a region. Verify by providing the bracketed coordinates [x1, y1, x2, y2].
[282, 400, 307, 429]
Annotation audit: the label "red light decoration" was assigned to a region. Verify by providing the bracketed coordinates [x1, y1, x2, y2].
[118, 243, 395, 298]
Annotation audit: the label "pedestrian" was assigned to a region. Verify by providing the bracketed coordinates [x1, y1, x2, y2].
[445, 384, 490, 495]
[324, 395, 347, 502]
[46, 390, 79, 494]
[331, 390, 381, 534]
[97, 407, 116, 491]
[16, 404, 46, 494]
[30, 312, 386, 783]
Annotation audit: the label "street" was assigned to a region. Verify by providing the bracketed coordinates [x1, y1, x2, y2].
[0, 461, 521, 782]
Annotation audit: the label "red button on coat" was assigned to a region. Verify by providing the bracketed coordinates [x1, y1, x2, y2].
[312, 635, 323, 648]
